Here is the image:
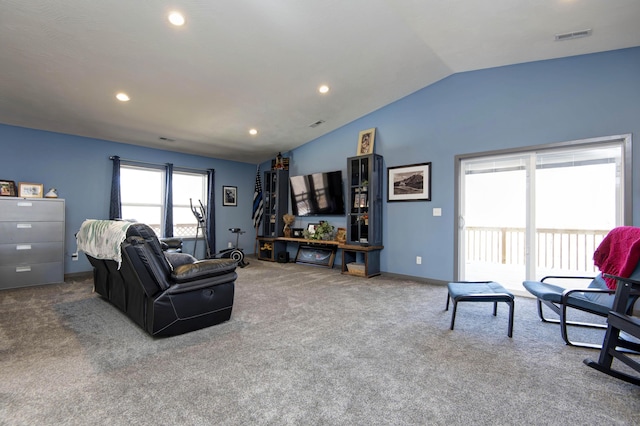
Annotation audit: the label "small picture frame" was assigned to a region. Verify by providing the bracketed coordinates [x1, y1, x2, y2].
[18, 182, 44, 198]
[387, 162, 432, 202]
[307, 223, 320, 236]
[357, 128, 376, 156]
[335, 227, 346, 243]
[353, 193, 367, 209]
[271, 157, 290, 171]
[222, 185, 237, 206]
[0, 180, 17, 197]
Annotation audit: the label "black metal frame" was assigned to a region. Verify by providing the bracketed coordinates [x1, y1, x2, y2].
[532, 276, 618, 349]
[585, 274, 640, 386]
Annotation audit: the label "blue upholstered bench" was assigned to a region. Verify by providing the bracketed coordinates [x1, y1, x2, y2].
[446, 281, 515, 337]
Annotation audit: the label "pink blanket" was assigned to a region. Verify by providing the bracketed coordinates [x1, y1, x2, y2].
[593, 226, 640, 289]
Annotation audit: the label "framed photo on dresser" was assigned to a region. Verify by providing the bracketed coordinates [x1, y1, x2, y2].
[0, 180, 17, 196]
[18, 182, 44, 198]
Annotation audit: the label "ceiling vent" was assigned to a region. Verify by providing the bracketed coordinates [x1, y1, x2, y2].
[309, 120, 325, 128]
[555, 29, 592, 41]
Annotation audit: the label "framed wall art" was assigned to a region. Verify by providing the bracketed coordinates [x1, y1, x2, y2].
[18, 182, 44, 198]
[223, 185, 237, 206]
[0, 180, 17, 196]
[295, 245, 337, 268]
[387, 162, 431, 202]
[357, 128, 376, 156]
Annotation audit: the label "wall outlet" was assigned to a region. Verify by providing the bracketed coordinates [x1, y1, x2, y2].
[416, 256, 422, 265]
[71, 252, 79, 261]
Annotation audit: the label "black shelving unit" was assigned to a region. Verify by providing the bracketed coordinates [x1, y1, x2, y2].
[346, 154, 383, 246]
[262, 169, 289, 238]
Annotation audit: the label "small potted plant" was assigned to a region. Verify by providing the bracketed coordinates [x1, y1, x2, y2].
[314, 221, 335, 240]
[303, 221, 335, 240]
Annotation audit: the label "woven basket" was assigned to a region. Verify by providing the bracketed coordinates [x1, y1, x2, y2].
[346, 262, 366, 276]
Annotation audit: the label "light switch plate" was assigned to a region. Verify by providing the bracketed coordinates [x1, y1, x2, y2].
[433, 208, 442, 216]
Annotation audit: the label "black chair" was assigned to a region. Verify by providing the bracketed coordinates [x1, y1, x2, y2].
[80, 221, 237, 337]
[523, 264, 640, 349]
[584, 274, 640, 386]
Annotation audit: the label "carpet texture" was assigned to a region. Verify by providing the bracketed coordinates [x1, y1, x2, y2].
[1, 259, 639, 425]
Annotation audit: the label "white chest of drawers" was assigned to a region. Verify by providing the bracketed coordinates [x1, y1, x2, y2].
[0, 197, 65, 290]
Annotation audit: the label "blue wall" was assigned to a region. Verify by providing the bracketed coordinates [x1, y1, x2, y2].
[0, 125, 257, 274]
[285, 47, 640, 281]
[2, 47, 639, 281]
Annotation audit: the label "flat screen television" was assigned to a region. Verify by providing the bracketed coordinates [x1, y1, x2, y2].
[289, 170, 345, 216]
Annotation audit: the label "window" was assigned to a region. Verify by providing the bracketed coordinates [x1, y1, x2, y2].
[120, 164, 207, 238]
[121, 165, 164, 235]
[172, 171, 207, 238]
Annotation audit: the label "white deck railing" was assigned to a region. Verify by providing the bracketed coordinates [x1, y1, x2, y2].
[465, 227, 608, 273]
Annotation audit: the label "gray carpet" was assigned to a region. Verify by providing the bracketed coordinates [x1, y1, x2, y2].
[1, 259, 639, 425]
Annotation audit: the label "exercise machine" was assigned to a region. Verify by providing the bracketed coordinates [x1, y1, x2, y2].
[190, 199, 248, 267]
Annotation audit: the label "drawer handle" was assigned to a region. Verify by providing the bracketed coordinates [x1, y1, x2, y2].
[17, 223, 32, 229]
[16, 244, 32, 250]
[16, 266, 32, 273]
[17, 202, 33, 207]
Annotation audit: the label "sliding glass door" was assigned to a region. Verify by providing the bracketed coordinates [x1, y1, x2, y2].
[456, 135, 629, 295]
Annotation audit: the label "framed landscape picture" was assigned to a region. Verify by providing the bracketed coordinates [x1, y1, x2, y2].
[387, 162, 431, 202]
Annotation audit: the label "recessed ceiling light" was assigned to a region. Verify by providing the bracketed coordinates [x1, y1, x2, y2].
[249, 129, 258, 135]
[318, 85, 330, 94]
[116, 92, 130, 102]
[168, 11, 185, 26]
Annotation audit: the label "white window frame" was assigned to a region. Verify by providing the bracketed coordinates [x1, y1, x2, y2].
[172, 169, 208, 238]
[119, 164, 208, 238]
[120, 164, 166, 236]
[454, 134, 632, 286]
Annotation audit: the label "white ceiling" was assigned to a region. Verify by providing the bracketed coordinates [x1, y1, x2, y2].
[1, 0, 639, 164]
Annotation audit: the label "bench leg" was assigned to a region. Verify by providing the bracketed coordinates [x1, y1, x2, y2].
[450, 300, 458, 330]
[493, 301, 498, 316]
[507, 299, 514, 338]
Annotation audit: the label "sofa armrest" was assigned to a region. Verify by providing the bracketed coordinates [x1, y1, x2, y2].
[171, 259, 237, 283]
[166, 271, 237, 294]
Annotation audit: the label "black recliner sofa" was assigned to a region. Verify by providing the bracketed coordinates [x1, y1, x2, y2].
[82, 222, 237, 337]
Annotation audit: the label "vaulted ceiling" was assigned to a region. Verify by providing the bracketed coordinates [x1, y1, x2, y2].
[1, 0, 639, 163]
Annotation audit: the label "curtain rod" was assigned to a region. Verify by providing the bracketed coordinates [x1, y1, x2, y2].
[109, 156, 210, 173]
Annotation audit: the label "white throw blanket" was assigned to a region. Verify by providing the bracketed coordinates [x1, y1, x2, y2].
[76, 219, 134, 268]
